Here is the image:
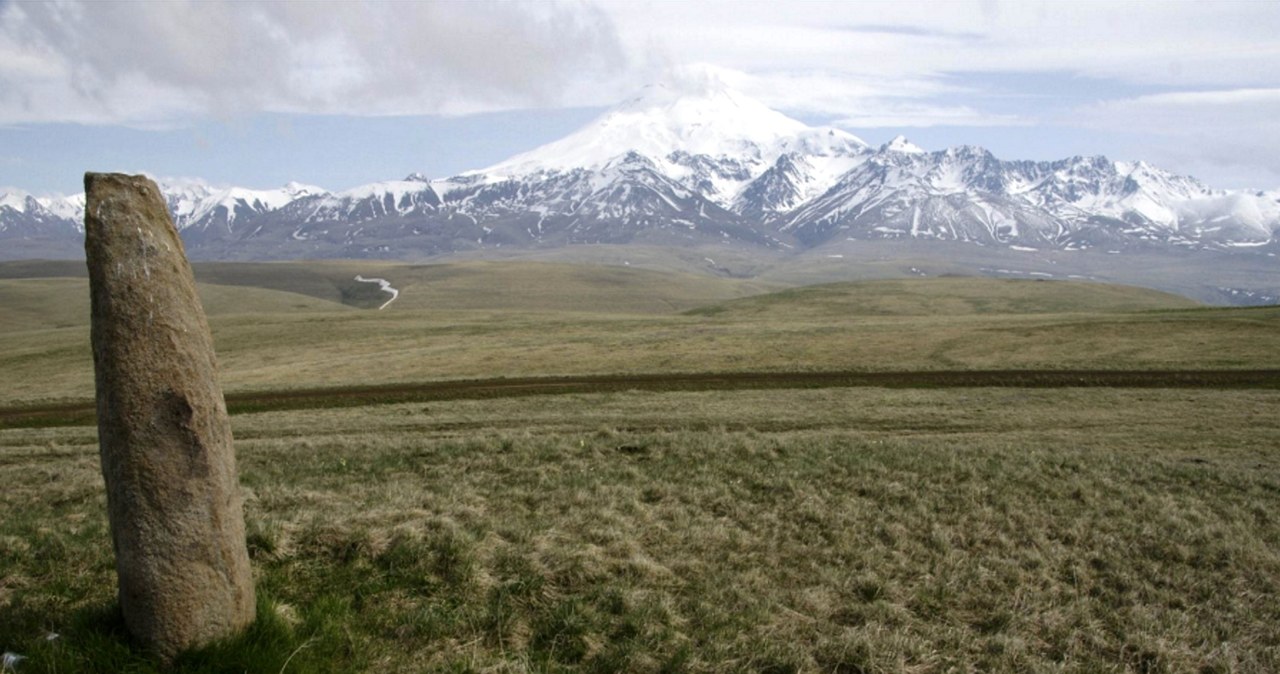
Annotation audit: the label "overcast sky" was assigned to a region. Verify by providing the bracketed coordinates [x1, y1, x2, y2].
[2, 0, 1278, 196]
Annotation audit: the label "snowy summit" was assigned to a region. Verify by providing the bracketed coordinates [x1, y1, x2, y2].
[881, 135, 926, 154]
[1, 74, 1278, 278]
[477, 68, 866, 180]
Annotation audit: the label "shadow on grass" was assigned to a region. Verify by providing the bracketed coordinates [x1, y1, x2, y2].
[9, 594, 360, 674]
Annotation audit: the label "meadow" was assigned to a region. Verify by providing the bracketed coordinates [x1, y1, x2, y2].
[1, 259, 1279, 672]
[2, 261, 1276, 408]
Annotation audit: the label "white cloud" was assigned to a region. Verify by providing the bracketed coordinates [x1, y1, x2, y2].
[0, 0, 628, 124]
[656, 65, 1020, 128]
[589, 0, 1280, 184]
[600, 0, 1280, 88]
[2, 0, 1279, 187]
[1070, 88, 1280, 189]
[5, 0, 1277, 127]
[1099, 89, 1280, 108]
[832, 106, 1027, 129]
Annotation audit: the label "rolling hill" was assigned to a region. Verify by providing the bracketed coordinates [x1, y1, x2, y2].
[2, 259, 1275, 409]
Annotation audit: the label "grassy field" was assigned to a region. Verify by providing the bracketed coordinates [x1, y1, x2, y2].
[2, 388, 1279, 672]
[2, 260, 1279, 672]
[1, 261, 1276, 407]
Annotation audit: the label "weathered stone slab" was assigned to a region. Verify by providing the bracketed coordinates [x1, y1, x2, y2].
[84, 172, 254, 660]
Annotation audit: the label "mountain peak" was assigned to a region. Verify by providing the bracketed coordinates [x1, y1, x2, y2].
[881, 135, 926, 154]
[0, 190, 33, 212]
[621, 63, 738, 107]
[283, 180, 325, 194]
[473, 73, 865, 178]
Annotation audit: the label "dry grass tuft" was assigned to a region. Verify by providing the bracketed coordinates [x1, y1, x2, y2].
[3, 388, 1279, 671]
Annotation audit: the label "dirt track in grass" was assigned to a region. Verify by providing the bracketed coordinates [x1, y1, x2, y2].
[3, 368, 1278, 430]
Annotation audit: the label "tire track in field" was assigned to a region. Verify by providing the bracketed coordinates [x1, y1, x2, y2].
[3, 369, 1277, 429]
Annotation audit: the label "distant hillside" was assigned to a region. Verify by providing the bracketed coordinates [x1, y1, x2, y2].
[2, 259, 1276, 408]
[686, 278, 1200, 318]
[0, 277, 350, 334]
[0, 258, 774, 320]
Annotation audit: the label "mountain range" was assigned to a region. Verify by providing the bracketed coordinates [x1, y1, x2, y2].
[2, 79, 1278, 299]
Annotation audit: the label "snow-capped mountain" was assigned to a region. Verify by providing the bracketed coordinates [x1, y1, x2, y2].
[2, 80, 1278, 265]
[0, 189, 86, 245]
[779, 147, 1278, 250]
[336, 78, 868, 251]
[164, 179, 326, 236]
[0, 178, 326, 251]
[0, 189, 88, 222]
[475, 79, 866, 207]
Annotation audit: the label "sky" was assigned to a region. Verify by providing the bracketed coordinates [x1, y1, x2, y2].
[1, 0, 1278, 197]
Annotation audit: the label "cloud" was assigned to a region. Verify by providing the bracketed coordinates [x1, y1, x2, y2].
[767, 76, 1023, 127]
[0, 0, 629, 125]
[3, 0, 1278, 188]
[599, 0, 1280, 88]
[6, 0, 1277, 129]
[835, 24, 987, 41]
[656, 65, 1023, 128]
[1098, 88, 1280, 108]
[595, 1, 1280, 186]
[832, 105, 1026, 129]
[590, 0, 1280, 132]
[1069, 88, 1280, 189]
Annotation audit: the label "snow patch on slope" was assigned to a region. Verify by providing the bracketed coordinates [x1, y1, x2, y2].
[354, 275, 399, 310]
[336, 180, 429, 206]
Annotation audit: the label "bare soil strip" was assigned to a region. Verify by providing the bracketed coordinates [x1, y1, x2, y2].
[3, 369, 1277, 430]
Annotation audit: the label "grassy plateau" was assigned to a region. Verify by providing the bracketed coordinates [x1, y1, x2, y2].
[1, 258, 1278, 672]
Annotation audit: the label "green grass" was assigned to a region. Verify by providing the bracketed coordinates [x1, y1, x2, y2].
[343, 260, 773, 314]
[2, 261, 1279, 670]
[2, 388, 1279, 671]
[1, 265, 1276, 407]
[0, 277, 350, 334]
[3, 596, 360, 674]
[685, 278, 1200, 317]
[189, 257, 767, 313]
[6, 369, 1279, 432]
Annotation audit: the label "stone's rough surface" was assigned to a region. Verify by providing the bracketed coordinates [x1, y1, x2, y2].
[83, 172, 254, 660]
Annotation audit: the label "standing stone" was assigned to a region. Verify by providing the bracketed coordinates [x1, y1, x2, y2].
[83, 173, 255, 660]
